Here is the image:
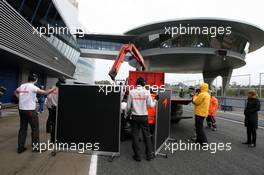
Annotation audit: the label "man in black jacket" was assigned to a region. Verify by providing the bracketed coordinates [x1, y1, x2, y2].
[243, 90, 261, 148]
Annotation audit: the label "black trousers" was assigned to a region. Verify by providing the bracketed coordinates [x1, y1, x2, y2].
[247, 126, 257, 144]
[46, 108, 52, 133]
[18, 110, 39, 149]
[206, 115, 216, 128]
[149, 124, 155, 145]
[120, 111, 126, 141]
[50, 106, 57, 143]
[195, 115, 207, 144]
[131, 115, 152, 158]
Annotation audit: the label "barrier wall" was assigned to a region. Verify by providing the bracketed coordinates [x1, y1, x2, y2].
[56, 85, 121, 155]
[155, 90, 171, 153]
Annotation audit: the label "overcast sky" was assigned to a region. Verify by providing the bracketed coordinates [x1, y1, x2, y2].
[77, 0, 264, 85]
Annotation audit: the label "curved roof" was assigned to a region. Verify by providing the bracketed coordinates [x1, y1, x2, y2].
[128, 47, 246, 73]
[124, 18, 264, 53]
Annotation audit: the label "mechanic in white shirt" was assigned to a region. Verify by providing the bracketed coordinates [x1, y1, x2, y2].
[15, 74, 55, 153]
[126, 77, 157, 162]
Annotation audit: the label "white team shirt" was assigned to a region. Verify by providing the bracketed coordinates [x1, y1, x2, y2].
[17, 83, 40, 110]
[126, 86, 156, 115]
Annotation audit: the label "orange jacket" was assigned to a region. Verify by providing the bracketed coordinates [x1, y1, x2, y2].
[208, 96, 218, 116]
[148, 94, 156, 124]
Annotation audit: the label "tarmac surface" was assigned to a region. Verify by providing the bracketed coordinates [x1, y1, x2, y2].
[0, 107, 264, 175]
[0, 108, 91, 175]
[97, 108, 264, 175]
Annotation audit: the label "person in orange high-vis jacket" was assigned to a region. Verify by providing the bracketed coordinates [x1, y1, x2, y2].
[206, 91, 218, 131]
[148, 92, 157, 144]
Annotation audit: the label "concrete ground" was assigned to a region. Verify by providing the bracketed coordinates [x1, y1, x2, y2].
[0, 108, 91, 175]
[0, 107, 264, 175]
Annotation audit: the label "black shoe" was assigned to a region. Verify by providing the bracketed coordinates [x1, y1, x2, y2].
[120, 136, 126, 142]
[190, 136, 196, 141]
[248, 144, 256, 148]
[242, 142, 250, 145]
[146, 155, 155, 161]
[133, 155, 141, 162]
[17, 147, 27, 154]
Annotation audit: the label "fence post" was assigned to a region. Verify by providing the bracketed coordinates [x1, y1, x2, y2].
[260, 73, 263, 99]
[249, 74, 251, 89]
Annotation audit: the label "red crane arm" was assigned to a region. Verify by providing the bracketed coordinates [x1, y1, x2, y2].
[108, 44, 146, 81]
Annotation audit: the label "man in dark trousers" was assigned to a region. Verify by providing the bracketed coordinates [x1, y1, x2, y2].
[15, 74, 55, 153]
[243, 90, 260, 148]
[49, 78, 66, 143]
[126, 77, 157, 161]
[192, 83, 210, 144]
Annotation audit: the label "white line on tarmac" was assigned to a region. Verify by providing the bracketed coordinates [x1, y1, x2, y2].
[218, 111, 244, 117]
[217, 117, 264, 129]
[89, 155, 98, 175]
[184, 109, 264, 129]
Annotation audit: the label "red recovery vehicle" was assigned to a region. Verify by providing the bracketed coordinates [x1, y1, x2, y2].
[108, 43, 192, 123]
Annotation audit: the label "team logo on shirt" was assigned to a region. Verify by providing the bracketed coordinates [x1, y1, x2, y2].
[162, 98, 168, 109]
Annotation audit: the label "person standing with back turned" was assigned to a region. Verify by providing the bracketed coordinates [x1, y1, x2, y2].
[192, 83, 210, 145]
[243, 90, 260, 148]
[127, 77, 157, 162]
[15, 74, 55, 153]
[206, 91, 219, 131]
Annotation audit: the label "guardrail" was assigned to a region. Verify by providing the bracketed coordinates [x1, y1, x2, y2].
[217, 96, 264, 112]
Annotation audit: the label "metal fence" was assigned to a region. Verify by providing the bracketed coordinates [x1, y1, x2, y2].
[217, 96, 264, 112]
[260, 73, 264, 99]
[167, 73, 264, 98]
[167, 73, 264, 113]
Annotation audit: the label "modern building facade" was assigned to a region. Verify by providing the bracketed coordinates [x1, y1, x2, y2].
[79, 18, 264, 95]
[73, 57, 95, 84]
[1, 0, 264, 104]
[0, 0, 94, 103]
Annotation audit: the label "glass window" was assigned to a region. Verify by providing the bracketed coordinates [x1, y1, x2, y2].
[87, 40, 92, 49]
[67, 48, 73, 61]
[71, 49, 76, 61]
[133, 33, 248, 53]
[18, 0, 38, 23]
[46, 35, 53, 43]
[6, 0, 22, 12]
[72, 52, 77, 64]
[64, 45, 70, 58]
[57, 40, 63, 51]
[52, 37, 59, 48]
[61, 43, 67, 55]
[31, 0, 46, 24]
